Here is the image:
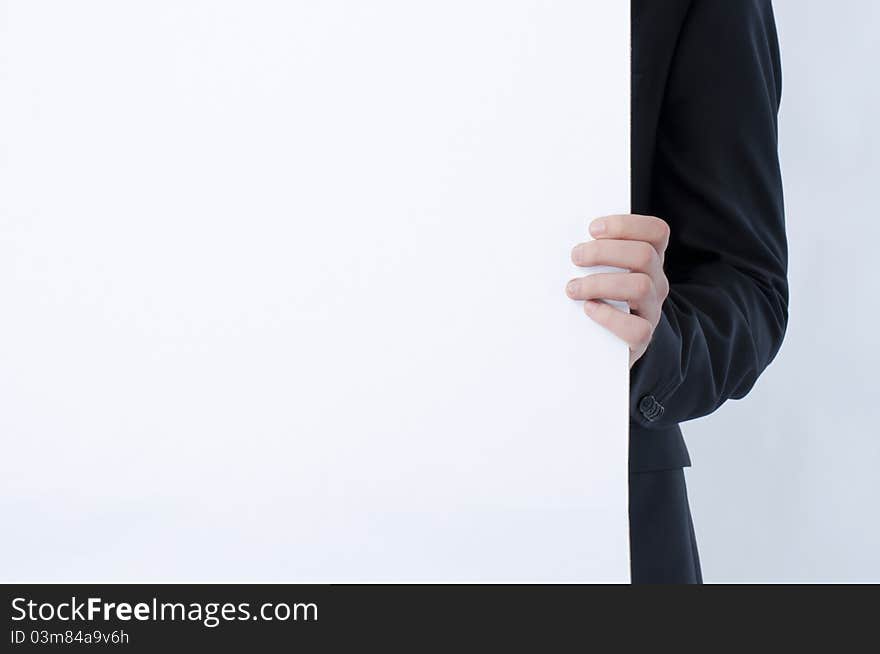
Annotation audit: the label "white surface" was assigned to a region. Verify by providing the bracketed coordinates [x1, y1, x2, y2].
[685, 0, 880, 582]
[0, 1, 630, 581]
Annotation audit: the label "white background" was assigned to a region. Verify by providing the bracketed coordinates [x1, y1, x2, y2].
[687, 0, 880, 582]
[0, 1, 630, 581]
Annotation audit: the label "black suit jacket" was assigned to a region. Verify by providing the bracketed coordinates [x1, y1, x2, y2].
[629, 0, 788, 472]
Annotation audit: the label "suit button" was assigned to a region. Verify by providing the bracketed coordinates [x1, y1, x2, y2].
[638, 395, 665, 422]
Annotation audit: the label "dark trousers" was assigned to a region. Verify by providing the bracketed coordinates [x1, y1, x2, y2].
[629, 468, 703, 584]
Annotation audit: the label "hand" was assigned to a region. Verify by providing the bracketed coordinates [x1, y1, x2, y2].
[566, 214, 671, 368]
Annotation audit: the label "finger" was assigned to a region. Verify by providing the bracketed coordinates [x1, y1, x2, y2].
[572, 238, 663, 277]
[567, 272, 660, 323]
[589, 214, 670, 256]
[571, 239, 668, 298]
[583, 300, 653, 351]
[566, 272, 655, 305]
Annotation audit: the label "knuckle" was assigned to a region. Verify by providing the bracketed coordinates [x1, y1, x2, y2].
[657, 218, 672, 251]
[658, 276, 670, 300]
[575, 241, 596, 266]
[632, 273, 653, 298]
[635, 242, 656, 270]
[606, 215, 625, 237]
[580, 276, 596, 296]
[655, 217, 671, 242]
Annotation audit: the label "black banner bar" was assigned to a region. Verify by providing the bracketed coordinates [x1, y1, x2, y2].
[2, 584, 875, 650]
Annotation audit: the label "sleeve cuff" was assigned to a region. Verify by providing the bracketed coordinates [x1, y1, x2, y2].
[629, 308, 682, 429]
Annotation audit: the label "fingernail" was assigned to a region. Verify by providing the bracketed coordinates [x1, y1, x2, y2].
[566, 280, 578, 296]
[584, 300, 599, 315]
[590, 219, 607, 236]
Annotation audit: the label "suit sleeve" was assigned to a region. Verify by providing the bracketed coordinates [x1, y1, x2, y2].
[630, 0, 789, 429]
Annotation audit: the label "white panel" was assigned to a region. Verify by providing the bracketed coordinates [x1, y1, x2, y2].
[0, 1, 630, 581]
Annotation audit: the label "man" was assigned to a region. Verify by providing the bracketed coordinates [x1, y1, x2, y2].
[566, 0, 788, 582]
